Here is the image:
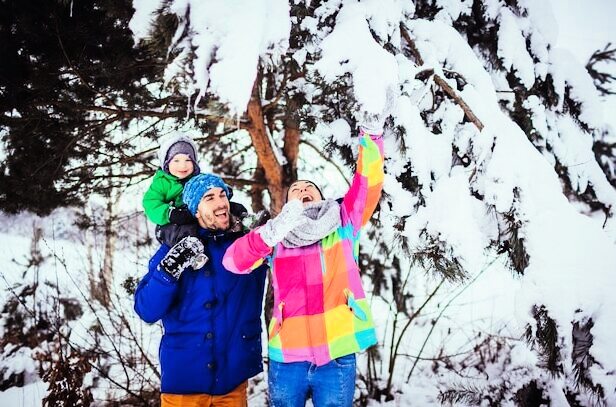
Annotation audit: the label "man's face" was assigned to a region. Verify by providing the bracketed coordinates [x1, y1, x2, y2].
[287, 180, 323, 206]
[195, 187, 231, 230]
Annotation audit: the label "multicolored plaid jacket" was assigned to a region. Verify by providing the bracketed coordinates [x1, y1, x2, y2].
[223, 130, 384, 366]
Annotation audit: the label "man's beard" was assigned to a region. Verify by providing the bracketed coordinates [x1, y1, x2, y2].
[203, 205, 230, 230]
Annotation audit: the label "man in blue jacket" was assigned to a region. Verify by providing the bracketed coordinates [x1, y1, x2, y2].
[135, 173, 267, 406]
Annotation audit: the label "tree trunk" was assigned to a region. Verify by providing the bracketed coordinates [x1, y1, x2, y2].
[97, 191, 118, 307]
[245, 70, 303, 326]
[250, 164, 267, 213]
[283, 96, 301, 181]
[246, 74, 285, 214]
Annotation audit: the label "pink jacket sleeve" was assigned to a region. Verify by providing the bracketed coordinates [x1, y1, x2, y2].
[223, 227, 272, 274]
[341, 129, 385, 233]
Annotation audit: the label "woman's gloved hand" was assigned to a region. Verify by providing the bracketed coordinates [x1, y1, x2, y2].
[258, 200, 307, 247]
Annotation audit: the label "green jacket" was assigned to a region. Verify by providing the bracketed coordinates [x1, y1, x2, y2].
[143, 170, 186, 225]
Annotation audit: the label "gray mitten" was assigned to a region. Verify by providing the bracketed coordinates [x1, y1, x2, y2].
[258, 200, 307, 247]
[158, 236, 208, 279]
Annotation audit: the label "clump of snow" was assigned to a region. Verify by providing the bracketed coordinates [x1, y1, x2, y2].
[128, 0, 164, 41]
[403, 169, 492, 274]
[132, 0, 291, 113]
[407, 18, 499, 116]
[313, 2, 399, 116]
[549, 49, 604, 128]
[497, 9, 536, 89]
[326, 118, 352, 146]
[433, 0, 472, 25]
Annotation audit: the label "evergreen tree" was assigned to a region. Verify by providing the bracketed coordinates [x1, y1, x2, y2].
[1, 0, 615, 405]
[135, 0, 616, 404]
[0, 0, 187, 214]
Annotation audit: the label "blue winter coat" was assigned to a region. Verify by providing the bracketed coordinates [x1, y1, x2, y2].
[134, 226, 267, 395]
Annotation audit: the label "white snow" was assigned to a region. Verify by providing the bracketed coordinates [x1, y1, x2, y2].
[313, 2, 399, 116]
[133, 0, 292, 114]
[128, 0, 165, 41]
[2, 0, 616, 405]
[497, 8, 536, 89]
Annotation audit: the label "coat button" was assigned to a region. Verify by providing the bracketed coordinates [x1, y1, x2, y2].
[207, 362, 216, 369]
[204, 302, 213, 309]
[204, 270, 211, 277]
[206, 332, 214, 339]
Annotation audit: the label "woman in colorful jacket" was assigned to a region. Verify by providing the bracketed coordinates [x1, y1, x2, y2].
[223, 122, 385, 407]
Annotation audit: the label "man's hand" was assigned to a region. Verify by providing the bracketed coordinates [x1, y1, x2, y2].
[258, 200, 307, 247]
[169, 205, 195, 225]
[158, 236, 208, 279]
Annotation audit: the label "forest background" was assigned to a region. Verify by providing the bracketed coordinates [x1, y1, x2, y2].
[1, 0, 616, 406]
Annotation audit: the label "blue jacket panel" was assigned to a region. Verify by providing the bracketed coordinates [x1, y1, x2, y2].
[134, 227, 267, 395]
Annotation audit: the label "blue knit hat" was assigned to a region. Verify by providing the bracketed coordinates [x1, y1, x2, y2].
[182, 174, 232, 215]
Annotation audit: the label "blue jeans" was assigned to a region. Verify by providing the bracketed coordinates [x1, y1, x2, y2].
[268, 354, 356, 407]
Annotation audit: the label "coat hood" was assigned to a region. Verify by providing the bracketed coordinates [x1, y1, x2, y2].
[157, 133, 200, 170]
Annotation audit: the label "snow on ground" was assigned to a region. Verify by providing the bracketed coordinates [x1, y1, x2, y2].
[2, 0, 616, 405]
[0, 208, 524, 406]
[0, 382, 47, 407]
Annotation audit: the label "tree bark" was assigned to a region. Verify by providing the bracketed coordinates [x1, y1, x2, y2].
[246, 75, 286, 213]
[250, 164, 267, 213]
[283, 96, 301, 182]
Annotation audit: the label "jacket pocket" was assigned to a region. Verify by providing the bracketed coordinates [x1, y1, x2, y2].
[268, 301, 285, 340]
[242, 319, 262, 340]
[159, 333, 212, 393]
[241, 319, 263, 357]
[161, 332, 204, 349]
[344, 289, 367, 321]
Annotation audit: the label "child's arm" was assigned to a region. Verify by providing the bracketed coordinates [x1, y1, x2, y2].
[142, 177, 172, 225]
[341, 128, 385, 233]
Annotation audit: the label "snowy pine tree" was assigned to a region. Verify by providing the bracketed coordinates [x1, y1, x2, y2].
[1, 0, 615, 405]
[132, 0, 616, 404]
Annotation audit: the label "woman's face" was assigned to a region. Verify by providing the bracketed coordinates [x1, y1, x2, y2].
[287, 181, 323, 206]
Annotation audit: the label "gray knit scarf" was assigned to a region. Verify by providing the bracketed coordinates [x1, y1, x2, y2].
[282, 199, 342, 248]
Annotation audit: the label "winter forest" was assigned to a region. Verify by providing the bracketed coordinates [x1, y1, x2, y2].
[1, 0, 616, 406]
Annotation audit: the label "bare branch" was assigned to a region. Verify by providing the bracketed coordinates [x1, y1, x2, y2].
[400, 24, 484, 131]
[300, 140, 351, 187]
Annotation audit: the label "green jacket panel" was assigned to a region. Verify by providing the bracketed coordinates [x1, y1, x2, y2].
[143, 170, 185, 225]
